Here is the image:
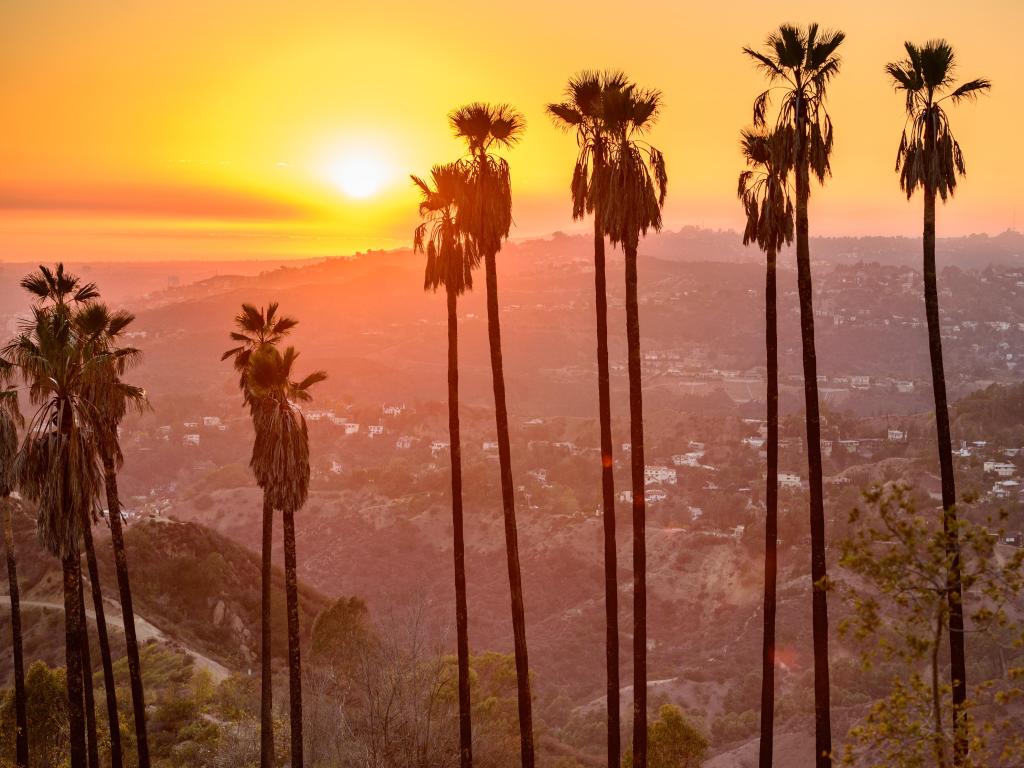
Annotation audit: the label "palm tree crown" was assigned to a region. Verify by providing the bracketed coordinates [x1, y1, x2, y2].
[449, 103, 525, 256]
[247, 345, 326, 514]
[546, 70, 630, 222]
[744, 23, 845, 184]
[599, 84, 668, 249]
[738, 128, 795, 254]
[0, 360, 22, 498]
[221, 303, 299, 401]
[886, 40, 991, 201]
[412, 162, 479, 296]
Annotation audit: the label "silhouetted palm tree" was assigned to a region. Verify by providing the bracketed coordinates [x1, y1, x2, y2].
[886, 40, 990, 765]
[1, 362, 28, 768]
[744, 23, 844, 767]
[739, 127, 794, 768]
[76, 301, 147, 768]
[598, 81, 667, 768]
[449, 102, 535, 767]
[223, 302, 298, 768]
[8, 305, 105, 768]
[547, 70, 630, 767]
[413, 161, 479, 768]
[77, 561, 100, 768]
[247, 344, 325, 768]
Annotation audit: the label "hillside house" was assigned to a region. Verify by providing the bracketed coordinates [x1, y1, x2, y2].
[778, 472, 802, 489]
[984, 461, 1016, 477]
[182, 433, 200, 447]
[368, 425, 385, 437]
[888, 429, 907, 442]
[645, 466, 678, 485]
[344, 423, 360, 435]
[395, 436, 414, 449]
[203, 416, 222, 427]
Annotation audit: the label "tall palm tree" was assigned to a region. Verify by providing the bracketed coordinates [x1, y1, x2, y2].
[413, 161, 479, 768]
[449, 102, 535, 767]
[8, 305, 106, 768]
[222, 302, 298, 768]
[598, 81, 667, 768]
[886, 40, 990, 765]
[247, 344, 325, 768]
[547, 70, 629, 767]
[77, 559, 100, 768]
[744, 24, 845, 767]
[738, 127, 794, 768]
[1, 363, 28, 768]
[75, 301, 146, 768]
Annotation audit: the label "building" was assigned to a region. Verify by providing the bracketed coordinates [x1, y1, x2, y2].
[344, 423, 360, 435]
[644, 488, 667, 504]
[984, 461, 1016, 477]
[368, 425, 385, 437]
[382, 403, 406, 417]
[482, 441, 499, 452]
[645, 465, 678, 485]
[395, 436, 414, 449]
[887, 428, 907, 442]
[431, 440, 450, 454]
[778, 472, 802, 489]
[202, 416, 222, 427]
[182, 434, 200, 447]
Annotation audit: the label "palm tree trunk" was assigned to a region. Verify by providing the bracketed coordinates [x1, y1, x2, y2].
[260, 493, 275, 768]
[624, 241, 648, 768]
[102, 454, 150, 768]
[3, 497, 28, 768]
[63, 551, 88, 768]
[283, 506, 303, 768]
[77, 558, 100, 768]
[593, 221, 620, 768]
[796, 132, 832, 768]
[447, 285, 474, 768]
[923, 180, 968, 764]
[82, 519, 124, 768]
[482, 250, 534, 768]
[758, 247, 779, 768]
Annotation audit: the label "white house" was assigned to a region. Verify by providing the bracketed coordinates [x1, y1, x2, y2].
[482, 441, 499, 452]
[344, 423, 360, 435]
[644, 488, 667, 504]
[984, 461, 1016, 477]
[395, 436, 414, 449]
[203, 416, 222, 428]
[431, 440, 450, 454]
[887, 428, 907, 442]
[850, 375, 871, 390]
[368, 425, 385, 437]
[182, 434, 200, 447]
[382, 403, 405, 417]
[645, 466, 678, 485]
[778, 472, 802, 489]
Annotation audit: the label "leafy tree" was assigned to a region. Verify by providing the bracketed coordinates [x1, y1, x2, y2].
[624, 704, 707, 768]
[885, 41, 991, 765]
[310, 596, 374, 676]
[547, 70, 630, 767]
[744, 24, 845, 766]
[450, 101, 535, 768]
[598, 78, 668, 768]
[413, 160, 478, 768]
[839, 485, 1024, 767]
[738, 126, 793, 768]
[0, 661, 69, 768]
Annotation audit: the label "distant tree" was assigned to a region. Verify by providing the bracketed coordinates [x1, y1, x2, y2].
[247, 342, 326, 768]
[838, 486, 1024, 767]
[450, 101, 534, 768]
[0, 361, 28, 768]
[744, 24, 845, 766]
[599, 78, 668, 768]
[222, 302, 297, 768]
[8, 302, 105, 768]
[0, 661, 70, 767]
[547, 70, 629, 767]
[738, 126, 794, 768]
[624, 704, 707, 768]
[885, 41, 991, 765]
[413, 160, 479, 768]
[310, 596, 374, 675]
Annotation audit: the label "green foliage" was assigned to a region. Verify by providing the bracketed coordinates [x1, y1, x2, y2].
[0, 661, 68, 768]
[310, 595, 373, 675]
[838, 485, 1024, 766]
[624, 704, 708, 767]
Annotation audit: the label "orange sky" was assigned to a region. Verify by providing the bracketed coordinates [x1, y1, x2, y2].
[1, 1, 1021, 262]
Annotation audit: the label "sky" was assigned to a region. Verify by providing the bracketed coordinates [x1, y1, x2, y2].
[1, 0, 1021, 262]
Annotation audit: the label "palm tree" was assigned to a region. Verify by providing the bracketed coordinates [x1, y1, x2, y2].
[744, 24, 845, 767]
[413, 161, 479, 768]
[75, 301, 147, 768]
[597, 81, 667, 768]
[547, 70, 630, 767]
[222, 302, 298, 768]
[246, 344, 325, 768]
[77, 559, 100, 768]
[886, 40, 990, 765]
[1, 363, 28, 768]
[449, 102, 534, 767]
[739, 128, 793, 768]
[8, 305, 106, 768]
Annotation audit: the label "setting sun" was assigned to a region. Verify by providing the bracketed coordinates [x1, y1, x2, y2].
[326, 151, 392, 200]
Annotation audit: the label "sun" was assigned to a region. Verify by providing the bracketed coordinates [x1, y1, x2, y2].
[327, 151, 391, 200]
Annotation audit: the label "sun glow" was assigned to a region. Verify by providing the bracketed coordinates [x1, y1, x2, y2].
[326, 150, 392, 200]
